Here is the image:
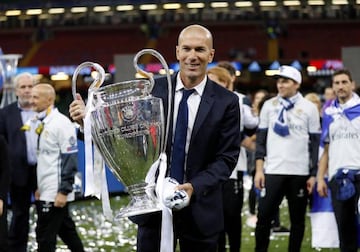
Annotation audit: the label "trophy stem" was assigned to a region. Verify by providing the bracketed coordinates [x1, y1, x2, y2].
[115, 182, 161, 219]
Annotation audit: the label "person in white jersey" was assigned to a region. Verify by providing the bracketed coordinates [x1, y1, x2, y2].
[31, 84, 84, 252]
[254, 65, 321, 252]
[317, 69, 360, 252]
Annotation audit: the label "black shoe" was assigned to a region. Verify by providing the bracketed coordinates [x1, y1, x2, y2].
[272, 226, 290, 235]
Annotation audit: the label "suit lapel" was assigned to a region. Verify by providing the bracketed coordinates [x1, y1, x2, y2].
[191, 79, 215, 139]
[163, 76, 215, 154]
[166, 75, 177, 154]
[12, 103, 28, 145]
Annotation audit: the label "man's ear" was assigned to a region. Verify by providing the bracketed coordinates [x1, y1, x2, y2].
[208, 49, 215, 63]
[176, 46, 180, 61]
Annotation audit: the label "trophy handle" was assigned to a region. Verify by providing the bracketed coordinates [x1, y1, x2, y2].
[133, 49, 169, 95]
[72, 61, 106, 100]
[133, 49, 173, 154]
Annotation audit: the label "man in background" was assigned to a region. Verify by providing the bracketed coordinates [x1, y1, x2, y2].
[31, 83, 84, 252]
[317, 69, 360, 252]
[0, 72, 38, 252]
[254, 65, 320, 252]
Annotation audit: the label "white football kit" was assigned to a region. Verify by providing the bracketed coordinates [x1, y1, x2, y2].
[37, 107, 78, 202]
[323, 94, 360, 178]
[259, 93, 321, 175]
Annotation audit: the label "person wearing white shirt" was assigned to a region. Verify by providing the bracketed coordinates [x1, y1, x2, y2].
[70, 24, 241, 252]
[31, 84, 84, 252]
[254, 65, 321, 252]
[317, 69, 360, 252]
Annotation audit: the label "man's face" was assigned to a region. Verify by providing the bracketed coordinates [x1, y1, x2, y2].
[276, 78, 299, 98]
[30, 86, 49, 113]
[332, 73, 354, 103]
[15, 75, 34, 107]
[176, 29, 214, 87]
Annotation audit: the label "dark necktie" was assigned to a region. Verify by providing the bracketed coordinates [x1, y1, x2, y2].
[170, 89, 195, 183]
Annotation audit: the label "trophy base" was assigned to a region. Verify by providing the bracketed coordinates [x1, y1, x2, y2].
[115, 183, 161, 219]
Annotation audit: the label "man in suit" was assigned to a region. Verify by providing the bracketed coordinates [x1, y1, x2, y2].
[69, 24, 241, 252]
[0, 72, 38, 252]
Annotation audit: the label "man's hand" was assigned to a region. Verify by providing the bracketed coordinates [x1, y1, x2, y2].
[163, 179, 192, 210]
[317, 178, 328, 197]
[0, 199, 3, 216]
[35, 189, 40, 200]
[306, 176, 316, 194]
[54, 193, 67, 208]
[175, 182, 193, 199]
[69, 93, 85, 127]
[254, 170, 265, 190]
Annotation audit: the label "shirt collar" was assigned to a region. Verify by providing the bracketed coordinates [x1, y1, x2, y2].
[37, 105, 55, 122]
[17, 102, 32, 112]
[337, 92, 360, 109]
[175, 73, 207, 97]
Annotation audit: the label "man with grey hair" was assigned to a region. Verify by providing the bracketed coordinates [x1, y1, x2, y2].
[0, 72, 38, 252]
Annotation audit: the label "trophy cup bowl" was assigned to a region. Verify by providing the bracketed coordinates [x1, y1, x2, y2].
[0, 54, 22, 108]
[91, 79, 164, 218]
[72, 49, 172, 219]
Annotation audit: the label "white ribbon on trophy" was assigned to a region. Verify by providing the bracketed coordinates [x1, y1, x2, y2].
[72, 63, 113, 219]
[135, 50, 174, 252]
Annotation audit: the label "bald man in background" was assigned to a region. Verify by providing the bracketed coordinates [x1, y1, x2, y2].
[31, 84, 84, 252]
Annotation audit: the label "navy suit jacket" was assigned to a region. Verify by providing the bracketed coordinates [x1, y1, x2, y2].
[151, 74, 241, 236]
[0, 102, 30, 187]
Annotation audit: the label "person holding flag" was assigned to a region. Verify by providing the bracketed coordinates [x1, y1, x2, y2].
[317, 69, 360, 252]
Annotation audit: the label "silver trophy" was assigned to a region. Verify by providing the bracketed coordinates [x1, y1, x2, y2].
[0, 54, 22, 108]
[72, 49, 172, 218]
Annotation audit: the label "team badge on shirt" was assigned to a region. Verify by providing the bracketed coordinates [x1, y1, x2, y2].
[67, 136, 78, 152]
[296, 108, 303, 115]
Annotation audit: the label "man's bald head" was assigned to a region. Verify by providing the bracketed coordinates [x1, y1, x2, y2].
[178, 24, 213, 49]
[31, 83, 56, 112]
[35, 83, 56, 101]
